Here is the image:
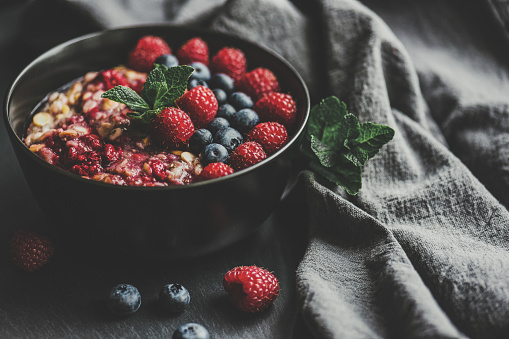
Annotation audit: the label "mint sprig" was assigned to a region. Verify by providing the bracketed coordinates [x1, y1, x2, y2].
[101, 64, 194, 125]
[304, 96, 394, 195]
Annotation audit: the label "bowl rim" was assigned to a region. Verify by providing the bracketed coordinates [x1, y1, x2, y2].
[3, 23, 310, 191]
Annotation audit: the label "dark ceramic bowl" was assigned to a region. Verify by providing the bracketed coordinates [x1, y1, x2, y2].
[4, 24, 309, 259]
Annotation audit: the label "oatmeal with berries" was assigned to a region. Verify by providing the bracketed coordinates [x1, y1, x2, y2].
[24, 35, 297, 186]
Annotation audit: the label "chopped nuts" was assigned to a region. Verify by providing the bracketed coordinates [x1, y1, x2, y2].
[181, 152, 195, 165]
[82, 92, 92, 101]
[98, 123, 113, 137]
[29, 144, 45, 152]
[59, 130, 78, 138]
[73, 126, 89, 135]
[109, 128, 123, 141]
[101, 98, 119, 111]
[33, 112, 52, 127]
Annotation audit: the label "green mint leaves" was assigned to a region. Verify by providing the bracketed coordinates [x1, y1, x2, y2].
[304, 96, 394, 195]
[101, 64, 194, 125]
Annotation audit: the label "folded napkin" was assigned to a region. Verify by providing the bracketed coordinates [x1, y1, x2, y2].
[20, 0, 509, 338]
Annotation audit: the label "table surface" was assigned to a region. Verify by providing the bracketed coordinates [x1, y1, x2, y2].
[0, 3, 313, 338]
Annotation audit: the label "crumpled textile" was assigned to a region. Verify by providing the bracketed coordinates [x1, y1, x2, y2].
[20, 0, 509, 338]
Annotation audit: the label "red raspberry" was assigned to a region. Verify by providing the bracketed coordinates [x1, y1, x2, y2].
[254, 92, 297, 129]
[236, 67, 280, 101]
[127, 36, 172, 72]
[199, 162, 234, 181]
[223, 265, 279, 312]
[176, 86, 218, 128]
[211, 47, 247, 81]
[246, 122, 289, 155]
[99, 69, 129, 90]
[151, 107, 195, 150]
[229, 141, 267, 171]
[176, 37, 209, 66]
[101, 143, 122, 166]
[11, 230, 54, 272]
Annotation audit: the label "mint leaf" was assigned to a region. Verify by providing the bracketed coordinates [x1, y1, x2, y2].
[304, 96, 395, 195]
[310, 135, 342, 168]
[307, 97, 348, 143]
[159, 64, 194, 105]
[101, 85, 150, 113]
[141, 64, 194, 110]
[344, 122, 394, 167]
[309, 158, 362, 195]
[140, 66, 168, 109]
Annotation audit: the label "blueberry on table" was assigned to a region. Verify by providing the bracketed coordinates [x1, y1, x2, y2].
[159, 283, 190, 312]
[207, 117, 230, 135]
[201, 143, 229, 165]
[173, 323, 210, 339]
[216, 104, 236, 121]
[188, 78, 208, 90]
[189, 62, 211, 82]
[229, 91, 253, 110]
[209, 73, 235, 94]
[189, 129, 213, 155]
[231, 108, 259, 134]
[214, 127, 243, 153]
[107, 284, 141, 316]
[212, 88, 228, 106]
[155, 54, 179, 68]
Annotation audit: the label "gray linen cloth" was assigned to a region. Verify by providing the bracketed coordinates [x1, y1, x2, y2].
[20, 0, 509, 338]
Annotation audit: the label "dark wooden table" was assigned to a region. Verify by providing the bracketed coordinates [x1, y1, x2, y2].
[0, 3, 312, 338]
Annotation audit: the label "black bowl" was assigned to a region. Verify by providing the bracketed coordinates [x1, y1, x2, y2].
[3, 24, 309, 259]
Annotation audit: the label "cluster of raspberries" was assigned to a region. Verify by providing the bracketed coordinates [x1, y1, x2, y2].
[127, 36, 298, 181]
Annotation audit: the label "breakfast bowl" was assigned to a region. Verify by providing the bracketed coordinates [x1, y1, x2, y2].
[3, 24, 309, 259]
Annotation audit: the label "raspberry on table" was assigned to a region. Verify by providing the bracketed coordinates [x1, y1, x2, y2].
[176, 85, 218, 129]
[199, 162, 234, 181]
[246, 122, 289, 155]
[11, 229, 54, 272]
[236, 67, 280, 101]
[151, 107, 195, 150]
[223, 265, 279, 312]
[254, 92, 297, 129]
[229, 141, 267, 171]
[211, 47, 247, 81]
[128, 36, 172, 73]
[176, 37, 209, 66]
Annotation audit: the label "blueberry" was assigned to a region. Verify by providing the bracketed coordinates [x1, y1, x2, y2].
[212, 88, 228, 106]
[229, 92, 253, 110]
[189, 129, 213, 155]
[189, 62, 211, 82]
[207, 117, 230, 135]
[209, 73, 235, 94]
[214, 127, 243, 153]
[216, 104, 236, 121]
[201, 143, 229, 165]
[154, 54, 179, 68]
[188, 79, 208, 90]
[107, 284, 141, 316]
[172, 323, 210, 339]
[231, 108, 259, 134]
[159, 283, 190, 313]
